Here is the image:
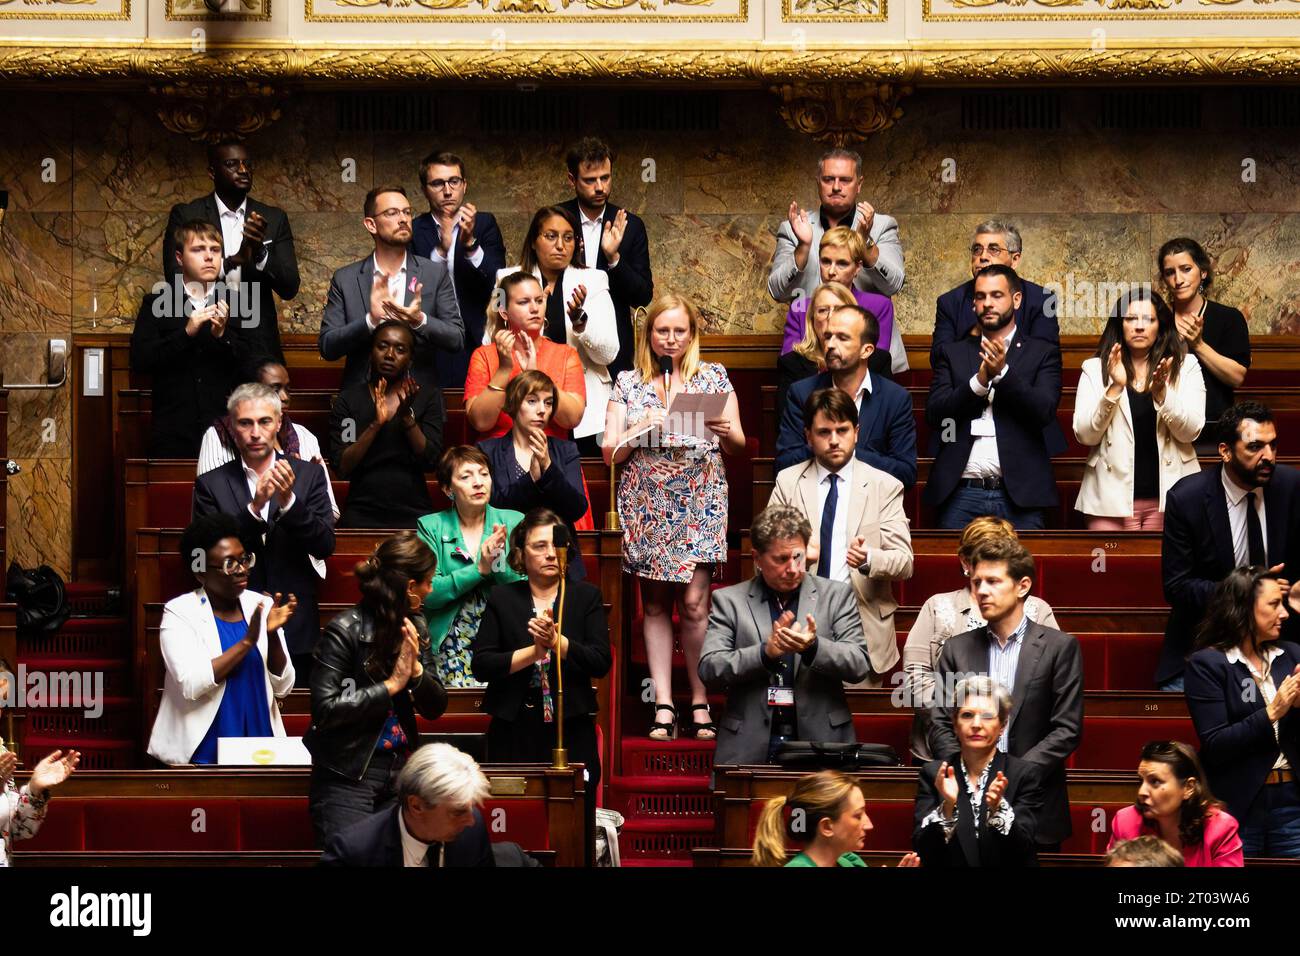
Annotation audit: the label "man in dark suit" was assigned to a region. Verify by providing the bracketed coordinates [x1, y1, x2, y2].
[193, 382, 336, 684]
[1159, 401, 1300, 690]
[557, 136, 653, 379]
[775, 303, 917, 487]
[163, 140, 299, 366]
[914, 675, 1044, 867]
[411, 150, 506, 388]
[132, 220, 248, 458]
[924, 264, 1061, 530]
[320, 743, 495, 867]
[928, 536, 1083, 852]
[319, 185, 463, 390]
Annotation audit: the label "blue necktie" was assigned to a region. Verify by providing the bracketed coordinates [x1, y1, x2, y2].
[817, 473, 838, 578]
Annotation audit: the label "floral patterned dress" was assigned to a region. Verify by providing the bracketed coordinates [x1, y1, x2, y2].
[1, 750, 48, 866]
[612, 362, 732, 584]
[435, 589, 488, 688]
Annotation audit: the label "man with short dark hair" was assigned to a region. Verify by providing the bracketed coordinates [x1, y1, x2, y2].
[769, 147, 907, 372]
[132, 219, 249, 457]
[1158, 400, 1300, 690]
[411, 151, 506, 387]
[769, 387, 912, 688]
[163, 140, 299, 365]
[776, 303, 916, 486]
[925, 264, 1061, 530]
[928, 536, 1083, 853]
[319, 185, 463, 389]
[699, 505, 870, 768]
[556, 136, 653, 379]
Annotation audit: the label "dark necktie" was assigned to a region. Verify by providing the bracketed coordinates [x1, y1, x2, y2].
[817, 473, 838, 578]
[1246, 491, 1266, 567]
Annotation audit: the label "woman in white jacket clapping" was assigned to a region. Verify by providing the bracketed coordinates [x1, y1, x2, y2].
[1074, 289, 1205, 531]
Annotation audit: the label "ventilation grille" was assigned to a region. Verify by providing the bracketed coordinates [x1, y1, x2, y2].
[477, 92, 585, 134]
[1098, 90, 1202, 130]
[631, 747, 714, 776]
[627, 791, 714, 817]
[336, 93, 437, 133]
[1241, 89, 1300, 128]
[624, 830, 714, 858]
[616, 92, 720, 132]
[961, 91, 1061, 131]
[27, 709, 135, 739]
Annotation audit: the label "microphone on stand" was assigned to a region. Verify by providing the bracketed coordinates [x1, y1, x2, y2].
[658, 353, 673, 414]
[549, 523, 571, 771]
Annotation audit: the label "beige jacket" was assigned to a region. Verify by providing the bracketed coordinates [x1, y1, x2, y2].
[769, 457, 913, 676]
[1072, 354, 1204, 517]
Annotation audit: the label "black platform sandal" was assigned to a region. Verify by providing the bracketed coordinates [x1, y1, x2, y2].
[649, 703, 678, 740]
[689, 703, 717, 740]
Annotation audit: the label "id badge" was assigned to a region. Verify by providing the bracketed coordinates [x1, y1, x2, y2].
[970, 418, 996, 437]
[767, 686, 795, 707]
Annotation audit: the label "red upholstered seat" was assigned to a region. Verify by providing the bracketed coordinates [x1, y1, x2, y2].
[1063, 803, 1130, 854]
[482, 797, 551, 849]
[1074, 632, 1163, 690]
[18, 799, 88, 851]
[83, 798, 242, 851]
[240, 798, 316, 850]
[1039, 556, 1160, 608]
[850, 714, 912, 759]
[1071, 717, 1197, 769]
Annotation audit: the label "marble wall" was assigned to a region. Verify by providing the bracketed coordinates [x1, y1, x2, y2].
[2, 84, 1298, 577]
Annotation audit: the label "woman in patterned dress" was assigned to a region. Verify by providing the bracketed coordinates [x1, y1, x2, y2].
[416, 446, 524, 688]
[901, 517, 1059, 763]
[602, 293, 747, 740]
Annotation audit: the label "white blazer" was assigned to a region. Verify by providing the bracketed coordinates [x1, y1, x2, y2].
[495, 264, 619, 440]
[147, 587, 295, 766]
[1072, 354, 1205, 517]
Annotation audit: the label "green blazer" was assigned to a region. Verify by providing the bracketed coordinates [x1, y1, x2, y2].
[785, 851, 866, 867]
[416, 505, 525, 652]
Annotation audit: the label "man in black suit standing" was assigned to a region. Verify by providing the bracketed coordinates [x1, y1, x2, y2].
[924, 264, 1062, 530]
[928, 536, 1083, 854]
[132, 220, 247, 457]
[1158, 401, 1300, 690]
[320, 743, 495, 867]
[163, 140, 299, 366]
[193, 382, 336, 684]
[557, 136, 653, 379]
[319, 185, 463, 390]
[411, 150, 506, 388]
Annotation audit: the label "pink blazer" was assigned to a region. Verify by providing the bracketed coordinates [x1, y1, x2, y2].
[1107, 805, 1244, 867]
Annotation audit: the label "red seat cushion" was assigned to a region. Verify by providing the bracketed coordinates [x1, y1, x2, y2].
[482, 798, 550, 849]
[83, 798, 241, 850]
[1071, 717, 1197, 770]
[1063, 803, 1130, 854]
[851, 714, 911, 759]
[240, 798, 315, 850]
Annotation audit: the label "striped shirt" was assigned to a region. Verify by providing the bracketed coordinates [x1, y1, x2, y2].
[986, 612, 1030, 752]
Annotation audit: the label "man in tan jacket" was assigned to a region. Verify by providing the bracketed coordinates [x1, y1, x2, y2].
[769, 387, 913, 687]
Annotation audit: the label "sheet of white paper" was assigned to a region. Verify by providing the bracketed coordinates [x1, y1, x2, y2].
[665, 391, 730, 442]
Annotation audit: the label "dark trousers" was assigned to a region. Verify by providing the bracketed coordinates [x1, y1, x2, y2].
[938, 485, 1046, 531]
[309, 750, 404, 849]
[1241, 781, 1300, 858]
[486, 705, 601, 788]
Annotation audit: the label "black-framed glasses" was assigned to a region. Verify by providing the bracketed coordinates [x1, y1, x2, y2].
[427, 177, 464, 190]
[219, 553, 256, 575]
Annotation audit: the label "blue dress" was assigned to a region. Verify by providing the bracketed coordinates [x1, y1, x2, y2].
[190, 614, 273, 765]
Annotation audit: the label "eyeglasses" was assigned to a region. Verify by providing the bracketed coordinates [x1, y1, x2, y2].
[427, 177, 464, 190]
[971, 243, 1007, 257]
[219, 553, 256, 575]
[376, 207, 414, 220]
[219, 158, 253, 172]
[540, 230, 575, 245]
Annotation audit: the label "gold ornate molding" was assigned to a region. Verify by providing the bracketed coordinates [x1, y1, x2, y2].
[165, 0, 272, 21]
[6, 41, 1300, 83]
[150, 79, 285, 142]
[925, 0, 1300, 21]
[0, 0, 127, 20]
[772, 81, 910, 145]
[782, 0, 886, 21]
[304, 0, 744, 22]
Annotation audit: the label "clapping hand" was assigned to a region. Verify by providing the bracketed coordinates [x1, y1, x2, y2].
[514, 331, 538, 371]
[985, 770, 1009, 810]
[977, 335, 1008, 387]
[369, 270, 390, 322]
[457, 203, 478, 248]
[477, 523, 509, 576]
[854, 200, 876, 244]
[1269, 665, 1300, 722]
[1176, 312, 1204, 347]
[529, 608, 558, 656]
[1106, 343, 1127, 389]
[787, 201, 814, 246]
[527, 426, 552, 481]
[600, 208, 628, 262]
[263, 592, 298, 633]
[896, 852, 921, 868]
[567, 285, 588, 329]
[935, 762, 961, 816]
[0, 749, 16, 783]
[1149, 356, 1173, 405]
[386, 621, 422, 694]
[493, 329, 519, 371]
[28, 749, 80, 798]
[233, 210, 268, 269]
[382, 281, 423, 328]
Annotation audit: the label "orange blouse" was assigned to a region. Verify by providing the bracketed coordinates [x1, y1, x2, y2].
[463, 336, 587, 439]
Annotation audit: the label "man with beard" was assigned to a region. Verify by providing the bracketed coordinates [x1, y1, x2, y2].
[1158, 401, 1300, 690]
[775, 303, 916, 488]
[319, 185, 462, 389]
[924, 264, 1062, 530]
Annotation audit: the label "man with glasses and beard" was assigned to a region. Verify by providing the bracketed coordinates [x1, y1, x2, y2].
[1158, 401, 1300, 691]
[924, 264, 1062, 531]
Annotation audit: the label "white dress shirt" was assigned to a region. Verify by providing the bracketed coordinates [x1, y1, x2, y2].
[962, 326, 1016, 480]
[579, 205, 604, 269]
[849, 369, 874, 414]
[1225, 644, 1289, 771]
[213, 193, 267, 285]
[814, 458, 855, 583]
[365, 253, 427, 332]
[1221, 466, 1269, 567]
[242, 456, 295, 524]
[397, 808, 435, 867]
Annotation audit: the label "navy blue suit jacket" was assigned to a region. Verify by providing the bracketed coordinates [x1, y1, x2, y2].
[1158, 463, 1300, 684]
[557, 198, 652, 379]
[775, 371, 917, 488]
[319, 804, 495, 867]
[1186, 640, 1300, 822]
[923, 334, 1061, 510]
[411, 210, 506, 389]
[192, 455, 336, 655]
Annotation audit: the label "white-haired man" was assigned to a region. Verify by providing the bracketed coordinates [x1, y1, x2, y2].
[320, 743, 495, 867]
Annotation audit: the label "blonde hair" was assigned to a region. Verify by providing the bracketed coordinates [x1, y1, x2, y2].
[751, 770, 861, 867]
[793, 281, 858, 365]
[635, 291, 702, 385]
[957, 516, 1017, 566]
[486, 271, 543, 339]
[820, 226, 868, 265]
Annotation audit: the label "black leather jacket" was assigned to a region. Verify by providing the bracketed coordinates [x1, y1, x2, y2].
[304, 605, 448, 780]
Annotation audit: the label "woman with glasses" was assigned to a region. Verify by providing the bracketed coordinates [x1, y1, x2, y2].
[147, 512, 298, 766]
[495, 205, 618, 455]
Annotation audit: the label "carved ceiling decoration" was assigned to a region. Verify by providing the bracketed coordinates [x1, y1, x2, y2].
[925, 0, 1300, 20]
[150, 79, 286, 142]
[772, 81, 911, 145]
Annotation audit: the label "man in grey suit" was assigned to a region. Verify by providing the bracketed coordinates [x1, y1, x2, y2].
[699, 505, 871, 768]
[767, 147, 908, 372]
[319, 184, 463, 389]
[928, 535, 1083, 852]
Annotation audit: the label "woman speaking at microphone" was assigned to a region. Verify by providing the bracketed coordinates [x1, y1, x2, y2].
[602, 293, 746, 742]
[470, 508, 611, 785]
